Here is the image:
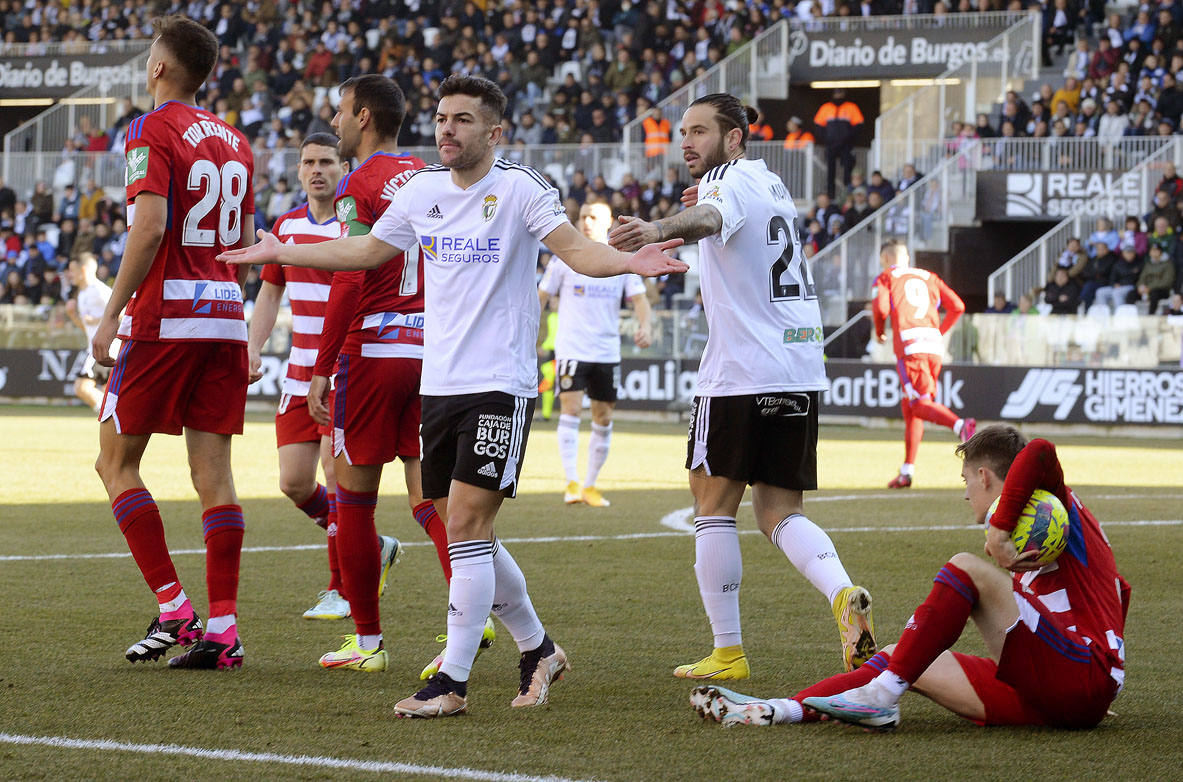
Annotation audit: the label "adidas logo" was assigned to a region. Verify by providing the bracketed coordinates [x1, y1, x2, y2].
[477, 461, 498, 478]
[426, 204, 443, 219]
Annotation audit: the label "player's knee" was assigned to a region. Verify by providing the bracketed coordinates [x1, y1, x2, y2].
[948, 551, 985, 574]
[278, 476, 313, 503]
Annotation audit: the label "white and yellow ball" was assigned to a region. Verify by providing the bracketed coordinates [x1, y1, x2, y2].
[986, 489, 1070, 565]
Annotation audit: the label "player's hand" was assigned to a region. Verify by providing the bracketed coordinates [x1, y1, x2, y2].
[248, 349, 263, 384]
[307, 374, 331, 426]
[680, 184, 699, 208]
[984, 524, 1042, 572]
[218, 229, 279, 265]
[608, 215, 661, 252]
[91, 314, 119, 368]
[634, 323, 652, 349]
[627, 238, 688, 278]
[65, 299, 77, 314]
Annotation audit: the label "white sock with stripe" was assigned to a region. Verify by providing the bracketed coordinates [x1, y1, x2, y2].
[771, 514, 852, 605]
[439, 540, 495, 682]
[584, 421, 612, 487]
[490, 538, 545, 652]
[694, 516, 742, 648]
[557, 414, 581, 483]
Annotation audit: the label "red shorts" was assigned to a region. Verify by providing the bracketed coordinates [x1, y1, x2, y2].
[100, 339, 247, 436]
[954, 593, 1119, 728]
[332, 354, 421, 466]
[897, 353, 941, 400]
[275, 394, 319, 447]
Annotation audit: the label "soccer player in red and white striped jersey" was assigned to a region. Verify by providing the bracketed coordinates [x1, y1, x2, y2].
[247, 132, 357, 621]
[92, 17, 254, 670]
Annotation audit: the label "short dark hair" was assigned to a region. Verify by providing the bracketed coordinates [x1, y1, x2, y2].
[688, 93, 758, 149]
[955, 424, 1028, 480]
[340, 75, 406, 140]
[152, 16, 218, 94]
[301, 132, 341, 154]
[438, 74, 507, 122]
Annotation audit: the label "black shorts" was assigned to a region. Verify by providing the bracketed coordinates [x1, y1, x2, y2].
[685, 392, 819, 490]
[555, 358, 619, 402]
[420, 391, 535, 500]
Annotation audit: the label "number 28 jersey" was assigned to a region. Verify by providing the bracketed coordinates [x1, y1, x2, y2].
[120, 100, 254, 344]
[694, 158, 826, 395]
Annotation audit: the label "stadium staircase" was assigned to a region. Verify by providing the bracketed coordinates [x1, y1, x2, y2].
[2, 46, 150, 197]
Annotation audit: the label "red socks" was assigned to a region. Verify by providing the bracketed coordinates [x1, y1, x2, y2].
[336, 486, 380, 635]
[325, 492, 343, 594]
[202, 505, 245, 618]
[792, 651, 892, 722]
[297, 483, 330, 529]
[887, 562, 979, 685]
[910, 396, 959, 430]
[413, 500, 451, 583]
[112, 488, 182, 601]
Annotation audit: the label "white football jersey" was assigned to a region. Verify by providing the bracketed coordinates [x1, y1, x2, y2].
[371, 158, 568, 397]
[694, 157, 826, 395]
[539, 257, 645, 364]
[77, 280, 113, 343]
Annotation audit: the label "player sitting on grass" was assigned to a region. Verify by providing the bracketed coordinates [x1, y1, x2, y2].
[691, 424, 1129, 730]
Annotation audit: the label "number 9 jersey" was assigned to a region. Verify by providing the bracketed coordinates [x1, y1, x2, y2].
[120, 100, 254, 344]
[694, 158, 826, 395]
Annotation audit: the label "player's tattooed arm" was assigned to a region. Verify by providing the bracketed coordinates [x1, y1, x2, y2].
[607, 205, 721, 252]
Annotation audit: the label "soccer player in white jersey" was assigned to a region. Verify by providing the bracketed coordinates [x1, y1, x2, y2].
[65, 252, 114, 411]
[538, 200, 652, 508]
[221, 74, 687, 717]
[609, 93, 877, 680]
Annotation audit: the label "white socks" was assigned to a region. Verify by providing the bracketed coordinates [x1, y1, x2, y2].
[206, 614, 235, 635]
[770, 514, 853, 606]
[769, 698, 805, 724]
[491, 538, 545, 652]
[693, 516, 743, 649]
[585, 421, 612, 487]
[557, 414, 580, 483]
[440, 540, 495, 682]
[357, 633, 382, 650]
[900, 462, 914, 477]
[158, 586, 187, 614]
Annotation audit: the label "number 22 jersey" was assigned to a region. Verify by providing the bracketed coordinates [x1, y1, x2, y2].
[694, 158, 826, 395]
[120, 100, 255, 344]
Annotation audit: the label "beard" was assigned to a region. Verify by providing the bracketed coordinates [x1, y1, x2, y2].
[688, 137, 728, 178]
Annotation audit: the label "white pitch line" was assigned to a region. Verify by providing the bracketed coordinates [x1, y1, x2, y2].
[3, 521, 1181, 563]
[0, 733, 598, 782]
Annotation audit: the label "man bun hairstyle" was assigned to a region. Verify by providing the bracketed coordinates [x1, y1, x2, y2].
[301, 131, 341, 154]
[439, 74, 508, 122]
[689, 93, 754, 149]
[955, 424, 1027, 480]
[152, 15, 218, 94]
[340, 75, 406, 140]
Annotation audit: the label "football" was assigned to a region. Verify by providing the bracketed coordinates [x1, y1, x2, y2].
[986, 489, 1070, 565]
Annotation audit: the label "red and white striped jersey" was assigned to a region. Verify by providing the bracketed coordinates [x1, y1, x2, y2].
[261, 203, 338, 397]
[872, 266, 965, 358]
[119, 100, 254, 343]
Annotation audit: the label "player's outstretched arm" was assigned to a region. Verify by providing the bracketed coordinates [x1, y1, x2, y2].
[218, 229, 397, 271]
[542, 221, 687, 279]
[607, 205, 722, 253]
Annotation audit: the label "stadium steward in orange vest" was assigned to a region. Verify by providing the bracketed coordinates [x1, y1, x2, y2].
[814, 89, 864, 197]
[643, 107, 671, 157]
[783, 116, 815, 149]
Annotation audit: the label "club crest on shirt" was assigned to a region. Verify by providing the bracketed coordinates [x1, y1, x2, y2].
[336, 196, 357, 223]
[483, 194, 498, 221]
[702, 184, 721, 202]
[126, 147, 149, 185]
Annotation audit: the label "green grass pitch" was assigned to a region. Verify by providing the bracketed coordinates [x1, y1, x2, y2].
[1, 406, 1180, 780]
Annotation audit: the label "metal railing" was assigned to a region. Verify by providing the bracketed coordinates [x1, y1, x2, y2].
[2, 47, 150, 163]
[621, 20, 791, 163]
[0, 39, 149, 57]
[0, 139, 823, 213]
[810, 141, 981, 327]
[988, 138, 1183, 304]
[876, 136, 1173, 176]
[988, 137, 1183, 301]
[872, 12, 1040, 180]
[792, 10, 1029, 34]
